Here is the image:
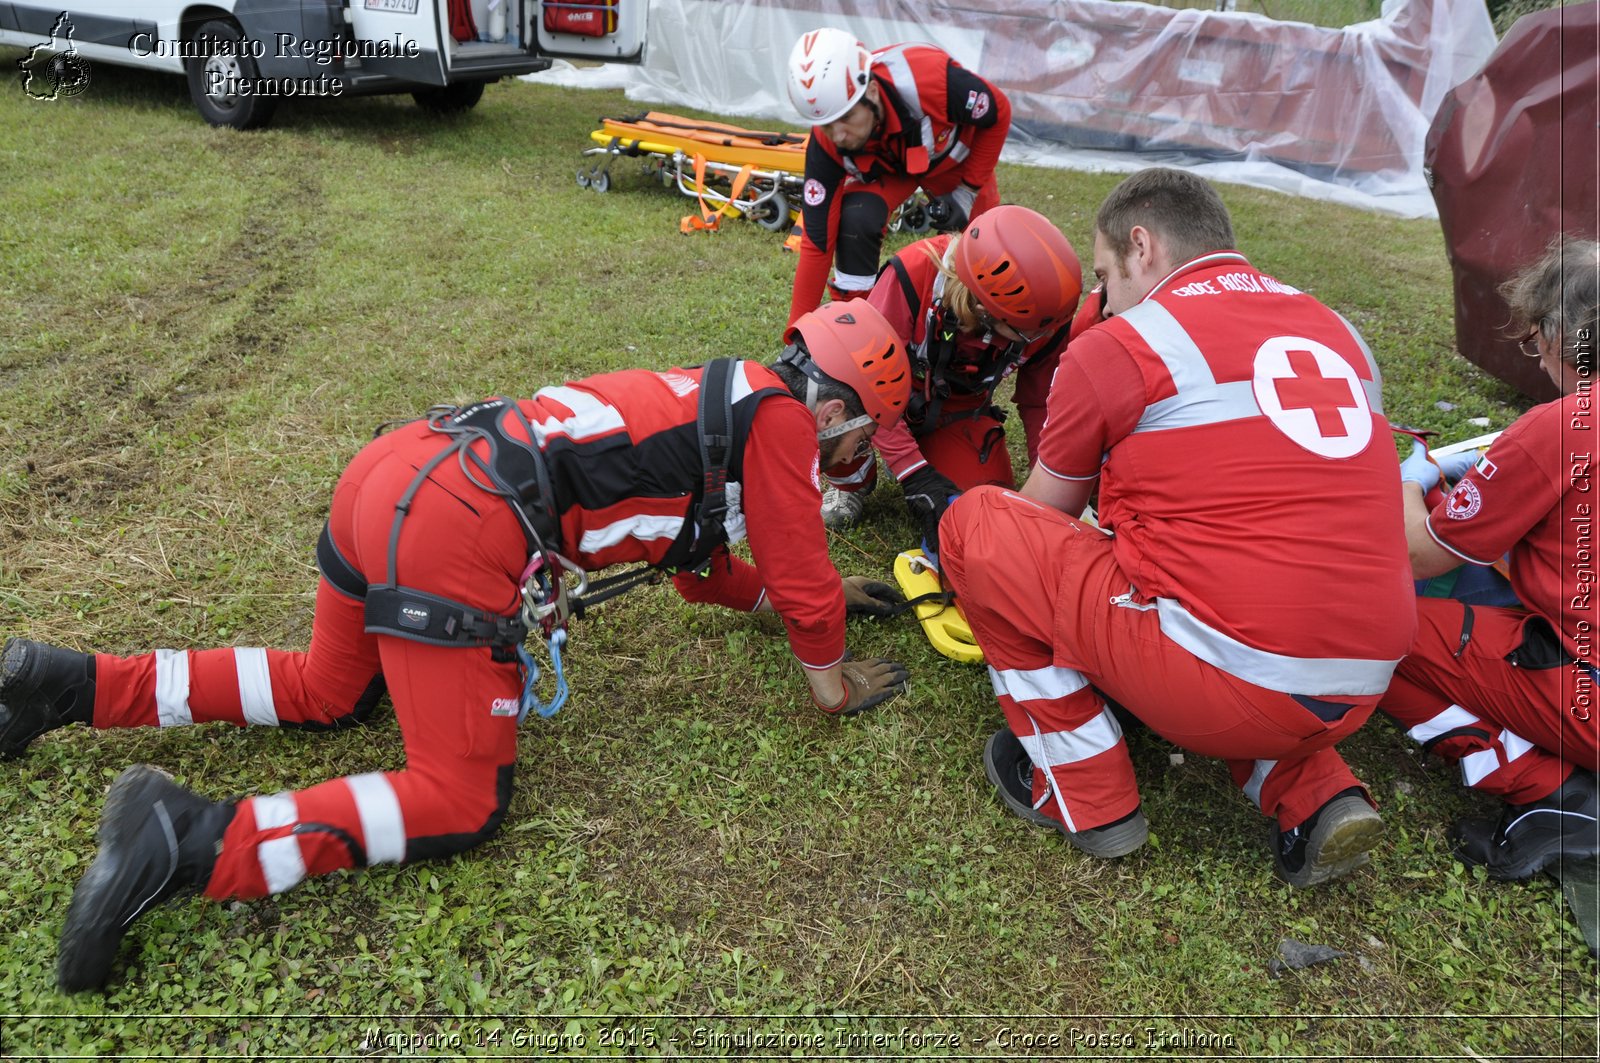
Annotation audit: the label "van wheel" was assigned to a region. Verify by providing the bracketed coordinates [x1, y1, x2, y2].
[413, 81, 488, 113]
[184, 18, 277, 130]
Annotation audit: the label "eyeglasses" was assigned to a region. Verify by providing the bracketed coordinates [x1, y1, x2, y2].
[975, 309, 1050, 344]
[848, 432, 875, 462]
[1518, 327, 1543, 359]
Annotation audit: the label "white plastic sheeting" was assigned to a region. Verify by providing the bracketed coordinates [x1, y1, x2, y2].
[529, 0, 1497, 218]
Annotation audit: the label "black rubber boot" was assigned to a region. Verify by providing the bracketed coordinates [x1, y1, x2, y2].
[1, 638, 95, 759]
[57, 765, 234, 993]
[1453, 769, 1600, 880]
[983, 728, 1147, 858]
[1274, 786, 1384, 888]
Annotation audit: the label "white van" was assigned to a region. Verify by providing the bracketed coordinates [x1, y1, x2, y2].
[1, 1, 646, 128]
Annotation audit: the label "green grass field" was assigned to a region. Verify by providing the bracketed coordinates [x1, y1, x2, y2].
[0, 57, 1595, 1060]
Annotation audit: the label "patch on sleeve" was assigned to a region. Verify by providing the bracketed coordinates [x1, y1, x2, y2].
[965, 89, 991, 120]
[1445, 479, 1483, 520]
[804, 178, 826, 207]
[810, 453, 823, 493]
[1475, 454, 1497, 479]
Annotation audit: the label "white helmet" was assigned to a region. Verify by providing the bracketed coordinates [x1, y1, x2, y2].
[786, 27, 872, 125]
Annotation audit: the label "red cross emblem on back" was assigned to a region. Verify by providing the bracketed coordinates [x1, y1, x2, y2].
[1273, 349, 1360, 437]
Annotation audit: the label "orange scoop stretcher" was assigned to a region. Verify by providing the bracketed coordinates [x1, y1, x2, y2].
[579, 111, 808, 233]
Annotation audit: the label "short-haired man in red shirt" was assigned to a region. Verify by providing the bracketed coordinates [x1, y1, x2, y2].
[939, 168, 1415, 886]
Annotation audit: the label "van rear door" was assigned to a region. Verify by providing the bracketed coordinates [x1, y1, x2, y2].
[347, 0, 448, 85]
[533, 1, 646, 63]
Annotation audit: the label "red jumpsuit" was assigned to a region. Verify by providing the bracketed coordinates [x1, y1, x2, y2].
[788, 44, 1010, 326]
[86, 363, 846, 899]
[941, 253, 1416, 831]
[1380, 395, 1599, 802]
[822, 234, 1060, 496]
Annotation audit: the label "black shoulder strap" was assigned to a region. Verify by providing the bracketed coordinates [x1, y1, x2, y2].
[658, 358, 737, 573]
[888, 256, 920, 323]
[697, 357, 736, 530]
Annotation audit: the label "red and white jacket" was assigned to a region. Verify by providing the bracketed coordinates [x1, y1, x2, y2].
[524, 361, 847, 669]
[792, 44, 1010, 316]
[1038, 253, 1414, 696]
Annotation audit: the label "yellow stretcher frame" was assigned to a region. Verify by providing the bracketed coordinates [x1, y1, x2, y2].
[893, 549, 984, 664]
[580, 112, 808, 231]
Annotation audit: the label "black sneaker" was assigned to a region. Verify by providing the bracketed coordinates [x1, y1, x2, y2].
[983, 728, 1147, 858]
[1274, 786, 1384, 888]
[1, 638, 95, 759]
[57, 765, 233, 993]
[1453, 769, 1600, 880]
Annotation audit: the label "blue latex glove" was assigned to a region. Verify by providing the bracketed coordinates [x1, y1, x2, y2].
[1399, 439, 1442, 491]
[1401, 440, 1483, 491]
[1435, 449, 1481, 484]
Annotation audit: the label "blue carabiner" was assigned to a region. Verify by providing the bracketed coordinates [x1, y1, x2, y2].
[515, 629, 570, 723]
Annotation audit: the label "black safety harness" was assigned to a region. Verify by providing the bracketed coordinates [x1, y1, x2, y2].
[886, 257, 1069, 454]
[315, 359, 757, 717]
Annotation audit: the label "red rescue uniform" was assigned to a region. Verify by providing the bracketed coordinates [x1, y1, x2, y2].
[943, 253, 1415, 831]
[87, 362, 846, 899]
[1380, 395, 1600, 803]
[788, 44, 1009, 326]
[823, 234, 1061, 495]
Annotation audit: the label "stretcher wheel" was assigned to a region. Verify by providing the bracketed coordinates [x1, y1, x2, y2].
[576, 168, 590, 189]
[590, 169, 611, 194]
[748, 191, 790, 232]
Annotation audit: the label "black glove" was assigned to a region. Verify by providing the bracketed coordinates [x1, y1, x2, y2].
[842, 575, 905, 618]
[815, 656, 911, 716]
[927, 185, 977, 233]
[901, 466, 960, 557]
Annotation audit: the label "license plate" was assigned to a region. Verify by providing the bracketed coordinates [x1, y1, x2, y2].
[364, 0, 419, 12]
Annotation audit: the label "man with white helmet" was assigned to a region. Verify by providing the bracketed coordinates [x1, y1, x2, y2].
[784, 27, 1011, 328]
[2, 303, 915, 992]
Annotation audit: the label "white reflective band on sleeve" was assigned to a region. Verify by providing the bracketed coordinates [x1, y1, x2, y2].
[233, 648, 278, 727]
[1016, 707, 1124, 769]
[529, 386, 627, 443]
[257, 835, 307, 895]
[250, 791, 299, 831]
[1243, 759, 1277, 809]
[1462, 747, 1501, 787]
[1407, 703, 1485, 744]
[579, 514, 687, 552]
[345, 772, 407, 866]
[1155, 597, 1399, 696]
[989, 663, 1091, 703]
[1500, 728, 1535, 763]
[947, 141, 970, 164]
[153, 648, 193, 728]
[832, 270, 877, 292]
